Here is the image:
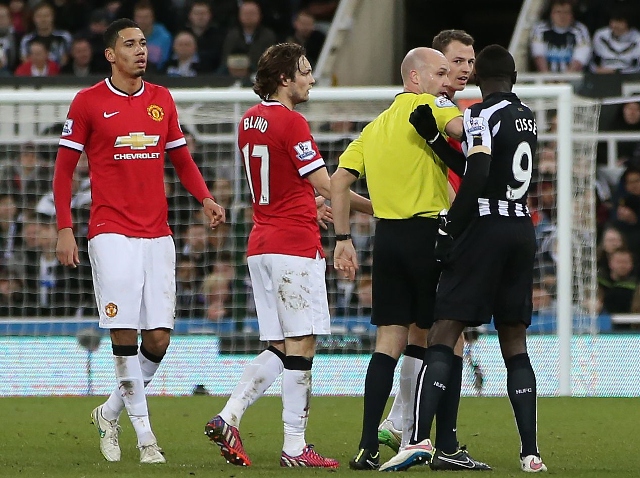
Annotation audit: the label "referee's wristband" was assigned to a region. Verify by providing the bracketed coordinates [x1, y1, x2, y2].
[335, 233, 352, 241]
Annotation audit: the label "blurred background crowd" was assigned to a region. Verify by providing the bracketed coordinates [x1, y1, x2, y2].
[0, 0, 640, 332]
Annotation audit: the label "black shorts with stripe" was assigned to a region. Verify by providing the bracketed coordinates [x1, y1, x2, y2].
[435, 215, 535, 328]
[371, 217, 441, 328]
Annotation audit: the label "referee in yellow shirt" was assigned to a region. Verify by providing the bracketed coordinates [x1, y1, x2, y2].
[331, 47, 463, 470]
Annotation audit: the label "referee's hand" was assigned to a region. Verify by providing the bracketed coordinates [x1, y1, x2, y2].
[334, 240, 358, 281]
[409, 103, 440, 144]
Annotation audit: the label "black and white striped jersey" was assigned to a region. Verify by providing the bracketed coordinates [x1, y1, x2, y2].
[462, 91, 537, 218]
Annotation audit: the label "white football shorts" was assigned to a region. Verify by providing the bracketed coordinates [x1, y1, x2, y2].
[88, 233, 176, 330]
[247, 253, 331, 341]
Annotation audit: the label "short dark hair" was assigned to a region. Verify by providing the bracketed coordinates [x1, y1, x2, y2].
[432, 29, 474, 53]
[189, 0, 211, 13]
[28, 38, 49, 52]
[474, 44, 515, 81]
[104, 18, 139, 49]
[253, 43, 306, 100]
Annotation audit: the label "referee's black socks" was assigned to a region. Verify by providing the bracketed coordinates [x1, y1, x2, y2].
[505, 353, 539, 457]
[359, 352, 397, 451]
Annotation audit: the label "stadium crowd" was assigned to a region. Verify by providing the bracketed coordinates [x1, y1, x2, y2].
[0, 0, 639, 330]
[0, 0, 330, 79]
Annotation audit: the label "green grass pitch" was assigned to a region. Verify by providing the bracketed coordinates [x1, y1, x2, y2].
[0, 395, 635, 477]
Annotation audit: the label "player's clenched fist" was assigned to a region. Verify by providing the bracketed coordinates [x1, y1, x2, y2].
[409, 103, 440, 143]
[203, 197, 226, 228]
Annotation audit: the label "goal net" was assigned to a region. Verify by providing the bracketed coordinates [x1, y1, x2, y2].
[0, 85, 600, 396]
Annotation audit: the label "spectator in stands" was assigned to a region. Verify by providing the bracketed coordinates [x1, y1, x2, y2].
[0, 263, 24, 316]
[19, 2, 72, 67]
[75, 9, 111, 73]
[574, 0, 640, 37]
[0, 190, 19, 264]
[597, 224, 628, 275]
[206, 220, 232, 255]
[258, 0, 294, 41]
[212, 249, 236, 282]
[9, 0, 29, 37]
[24, 219, 84, 316]
[351, 271, 373, 317]
[220, 0, 276, 75]
[180, 221, 214, 282]
[133, 0, 172, 71]
[175, 255, 205, 319]
[51, 0, 90, 35]
[0, 142, 52, 212]
[14, 37, 60, 76]
[225, 52, 252, 86]
[530, 0, 592, 72]
[212, 248, 248, 321]
[350, 210, 374, 267]
[164, 30, 207, 76]
[596, 169, 615, 230]
[603, 101, 640, 166]
[611, 163, 640, 251]
[598, 248, 638, 314]
[532, 284, 556, 317]
[287, 10, 325, 66]
[203, 0, 238, 32]
[59, 37, 96, 77]
[535, 112, 558, 176]
[298, 0, 338, 32]
[589, 7, 640, 74]
[35, 155, 91, 228]
[183, 0, 224, 72]
[0, 3, 19, 74]
[202, 271, 233, 321]
[209, 178, 233, 209]
[117, 0, 177, 35]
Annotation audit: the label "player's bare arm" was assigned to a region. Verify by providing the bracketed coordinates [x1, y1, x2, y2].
[56, 227, 80, 267]
[202, 197, 226, 228]
[330, 167, 360, 280]
[315, 195, 333, 230]
[444, 116, 463, 140]
[307, 167, 373, 215]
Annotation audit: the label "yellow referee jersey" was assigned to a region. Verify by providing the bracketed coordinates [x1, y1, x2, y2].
[339, 92, 461, 219]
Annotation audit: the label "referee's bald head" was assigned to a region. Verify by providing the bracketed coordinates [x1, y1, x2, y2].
[401, 47, 447, 84]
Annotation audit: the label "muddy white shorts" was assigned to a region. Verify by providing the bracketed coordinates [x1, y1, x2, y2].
[247, 253, 331, 341]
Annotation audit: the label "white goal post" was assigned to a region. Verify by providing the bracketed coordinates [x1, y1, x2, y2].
[0, 83, 591, 396]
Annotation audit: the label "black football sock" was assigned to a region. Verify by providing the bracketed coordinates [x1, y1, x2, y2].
[359, 352, 397, 452]
[435, 354, 463, 454]
[505, 353, 539, 457]
[412, 344, 453, 444]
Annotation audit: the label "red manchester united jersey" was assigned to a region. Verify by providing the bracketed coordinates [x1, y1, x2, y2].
[239, 101, 325, 258]
[59, 79, 186, 239]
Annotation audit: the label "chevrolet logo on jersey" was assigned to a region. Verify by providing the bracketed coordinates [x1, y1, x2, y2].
[114, 132, 160, 150]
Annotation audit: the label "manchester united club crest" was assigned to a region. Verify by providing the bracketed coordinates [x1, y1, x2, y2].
[105, 302, 118, 318]
[147, 104, 164, 122]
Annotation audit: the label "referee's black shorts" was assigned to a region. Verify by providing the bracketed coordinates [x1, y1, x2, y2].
[371, 217, 441, 329]
[435, 215, 536, 328]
